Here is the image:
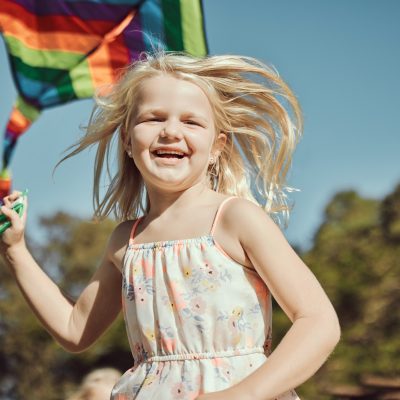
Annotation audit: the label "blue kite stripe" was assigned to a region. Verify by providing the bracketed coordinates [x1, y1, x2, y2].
[138, 0, 166, 51]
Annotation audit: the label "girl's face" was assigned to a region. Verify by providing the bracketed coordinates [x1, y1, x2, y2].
[126, 74, 225, 192]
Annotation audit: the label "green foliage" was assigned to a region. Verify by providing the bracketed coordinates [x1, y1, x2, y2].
[381, 184, 400, 242]
[1, 184, 399, 399]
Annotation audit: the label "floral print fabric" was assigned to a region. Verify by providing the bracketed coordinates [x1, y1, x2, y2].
[111, 198, 301, 399]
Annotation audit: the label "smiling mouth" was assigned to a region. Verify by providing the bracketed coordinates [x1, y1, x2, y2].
[151, 151, 189, 159]
[150, 153, 190, 167]
[155, 153, 186, 159]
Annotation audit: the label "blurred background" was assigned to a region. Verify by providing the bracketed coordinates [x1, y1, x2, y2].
[0, 0, 399, 399]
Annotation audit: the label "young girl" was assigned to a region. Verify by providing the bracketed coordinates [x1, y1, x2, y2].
[0, 52, 341, 400]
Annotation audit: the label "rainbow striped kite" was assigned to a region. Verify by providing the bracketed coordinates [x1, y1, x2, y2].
[0, 0, 208, 197]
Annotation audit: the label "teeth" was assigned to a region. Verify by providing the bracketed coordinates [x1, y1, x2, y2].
[155, 150, 185, 156]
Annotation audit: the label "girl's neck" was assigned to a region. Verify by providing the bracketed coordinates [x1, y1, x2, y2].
[145, 181, 214, 220]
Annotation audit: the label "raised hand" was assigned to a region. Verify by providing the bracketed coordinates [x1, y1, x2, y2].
[0, 190, 28, 251]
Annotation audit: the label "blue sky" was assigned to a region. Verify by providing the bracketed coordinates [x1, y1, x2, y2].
[0, 0, 399, 251]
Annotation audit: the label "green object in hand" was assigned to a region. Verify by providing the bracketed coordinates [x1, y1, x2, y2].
[0, 189, 28, 235]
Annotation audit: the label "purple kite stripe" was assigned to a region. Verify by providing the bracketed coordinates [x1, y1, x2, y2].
[10, 0, 136, 21]
[123, 12, 146, 62]
[5, 128, 19, 141]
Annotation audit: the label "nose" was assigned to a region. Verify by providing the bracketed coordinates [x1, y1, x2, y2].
[161, 119, 183, 139]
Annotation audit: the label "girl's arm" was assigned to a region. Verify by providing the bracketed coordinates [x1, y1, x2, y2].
[0, 192, 123, 353]
[200, 198, 341, 400]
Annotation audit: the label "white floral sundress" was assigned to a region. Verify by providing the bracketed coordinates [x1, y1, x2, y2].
[111, 196, 301, 399]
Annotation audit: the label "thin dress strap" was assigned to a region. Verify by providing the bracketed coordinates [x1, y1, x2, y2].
[129, 216, 144, 244]
[210, 196, 238, 236]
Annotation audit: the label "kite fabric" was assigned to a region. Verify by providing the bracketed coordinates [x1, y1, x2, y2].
[0, 0, 208, 198]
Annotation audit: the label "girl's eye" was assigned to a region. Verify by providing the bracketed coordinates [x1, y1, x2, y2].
[137, 117, 161, 124]
[184, 120, 201, 126]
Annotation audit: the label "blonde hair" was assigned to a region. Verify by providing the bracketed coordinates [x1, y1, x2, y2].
[66, 368, 121, 400]
[59, 51, 303, 228]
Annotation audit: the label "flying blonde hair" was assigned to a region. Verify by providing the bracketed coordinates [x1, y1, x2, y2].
[59, 51, 303, 228]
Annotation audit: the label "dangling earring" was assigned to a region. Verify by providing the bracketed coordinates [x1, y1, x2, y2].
[127, 150, 132, 158]
[208, 155, 220, 191]
[209, 157, 220, 177]
[208, 154, 219, 173]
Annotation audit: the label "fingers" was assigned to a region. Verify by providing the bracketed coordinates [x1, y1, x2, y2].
[0, 190, 28, 232]
[2, 190, 22, 207]
[21, 195, 28, 225]
[0, 204, 24, 230]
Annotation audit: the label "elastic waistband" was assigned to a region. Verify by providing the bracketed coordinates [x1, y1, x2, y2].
[142, 347, 265, 363]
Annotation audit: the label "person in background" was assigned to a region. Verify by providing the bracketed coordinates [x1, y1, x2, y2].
[66, 368, 121, 400]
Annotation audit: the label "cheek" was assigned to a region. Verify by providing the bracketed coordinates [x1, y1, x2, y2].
[130, 128, 153, 153]
[186, 131, 215, 154]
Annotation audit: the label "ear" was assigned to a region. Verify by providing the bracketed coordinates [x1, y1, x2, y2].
[213, 132, 228, 157]
[121, 127, 131, 152]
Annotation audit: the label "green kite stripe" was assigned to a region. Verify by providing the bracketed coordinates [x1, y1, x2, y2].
[13, 57, 66, 83]
[180, 0, 207, 57]
[55, 73, 78, 103]
[162, 0, 184, 51]
[15, 95, 41, 121]
[69, 58, 95, 99]
[6, 35, 84, 69]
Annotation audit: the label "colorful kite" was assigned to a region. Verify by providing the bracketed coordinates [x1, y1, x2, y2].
[0, 0, 208, 197]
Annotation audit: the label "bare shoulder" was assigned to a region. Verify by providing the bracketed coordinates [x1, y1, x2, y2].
[214, 196, 288, 269]
[211, 197, 275, 270]
[219, 197, 280, 245]
[106, 219, 136, 273]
